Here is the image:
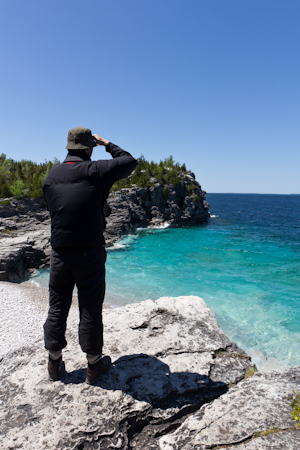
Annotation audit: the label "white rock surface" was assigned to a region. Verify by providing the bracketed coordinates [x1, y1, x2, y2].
[159, 367, 300, 449]
[0, 294, 258, 449]
[1, 287, 299, 449]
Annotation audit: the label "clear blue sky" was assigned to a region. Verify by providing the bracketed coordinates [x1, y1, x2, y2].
[1, 0, 299, 194]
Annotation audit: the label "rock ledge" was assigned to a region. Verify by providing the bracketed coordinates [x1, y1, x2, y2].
[1, 295, 299, 449]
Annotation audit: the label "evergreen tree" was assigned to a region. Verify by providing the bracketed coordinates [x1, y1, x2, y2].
[0, 155, 60, 199]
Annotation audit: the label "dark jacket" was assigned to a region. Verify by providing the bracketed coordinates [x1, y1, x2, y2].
[43, 142, 137, 248]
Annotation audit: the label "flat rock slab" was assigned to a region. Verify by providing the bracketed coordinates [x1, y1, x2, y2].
[0, 296, 255, 449]
[224, 430, 300, 450]
[159, 366, 300, 450]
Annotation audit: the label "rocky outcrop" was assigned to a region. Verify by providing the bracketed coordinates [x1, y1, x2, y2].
[0, 295, 299, 449]
[104, 178, 209, 244]
[0, 197, 51, 281]
[0, 178, 209, 281]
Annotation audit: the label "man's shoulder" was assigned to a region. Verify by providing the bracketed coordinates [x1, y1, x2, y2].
[44, 160, 101, 184]
[46, 162, 65, 176]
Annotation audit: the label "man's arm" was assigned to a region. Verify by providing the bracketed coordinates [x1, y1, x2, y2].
[93, 134, 135, 160]
[92, 134, 138, 185]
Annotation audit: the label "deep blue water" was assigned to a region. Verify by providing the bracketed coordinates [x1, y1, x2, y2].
[26, 194, 300, 370]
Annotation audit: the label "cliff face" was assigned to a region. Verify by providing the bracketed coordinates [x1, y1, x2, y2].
[0, 175, 209, 281]
[104, 175, 209, 245]
[0, 197, 51, 281]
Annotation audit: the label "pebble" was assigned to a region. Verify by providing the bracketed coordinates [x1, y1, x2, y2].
[0, 281, 78, 358]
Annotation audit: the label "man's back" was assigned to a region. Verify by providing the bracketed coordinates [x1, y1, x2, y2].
[43, 143, 137, 248]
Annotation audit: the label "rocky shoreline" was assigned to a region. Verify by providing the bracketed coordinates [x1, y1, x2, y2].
[2, 183, 299, 448]
[0, 176, 209, 281]
[0, 290, 299, 449]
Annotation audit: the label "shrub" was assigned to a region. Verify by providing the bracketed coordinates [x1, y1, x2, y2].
[245, 367, 258, 379]
[163, 187, 169, 199]
[10, 180, 25, 198]
[188, 184, 197, 196]
[288, 391, 300, 427]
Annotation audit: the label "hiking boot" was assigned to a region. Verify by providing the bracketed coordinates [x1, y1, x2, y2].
[48, 355, 63, 381]
[86, 356, 111, 385]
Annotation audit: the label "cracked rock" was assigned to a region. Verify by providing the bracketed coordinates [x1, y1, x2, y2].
[0, 295, 254, 449]
[224, 429, 300, 450]
[159, 366, 300, 450]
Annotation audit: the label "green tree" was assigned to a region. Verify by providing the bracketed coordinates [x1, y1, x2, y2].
[163, 155, 175, 168]
[10, 180, 25, 198]
[0, 176, 12, 197]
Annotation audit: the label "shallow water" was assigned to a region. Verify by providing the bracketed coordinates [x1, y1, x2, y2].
[25, 194, 300, 371]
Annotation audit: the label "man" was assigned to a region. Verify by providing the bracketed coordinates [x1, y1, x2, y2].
[43, 127, 137, 384]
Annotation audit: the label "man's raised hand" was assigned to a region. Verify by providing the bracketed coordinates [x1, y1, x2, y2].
[92, 134, 110, 147]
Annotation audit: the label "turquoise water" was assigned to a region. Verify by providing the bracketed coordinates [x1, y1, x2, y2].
[26, 194, 300, 370]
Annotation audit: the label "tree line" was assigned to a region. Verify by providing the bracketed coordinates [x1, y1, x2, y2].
[111, 155, 187, 190]
[0, 153, 59, 199]
[0, 153, 189, 199]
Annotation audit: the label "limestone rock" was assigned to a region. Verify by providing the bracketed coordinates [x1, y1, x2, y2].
[0, 229, 50, 281]
[224, 430, 300, 450]
[159, 366, 300, 450]
[0, 198, 51, 280]
[103, 181, 209, 246]
[0, 296, 256, 450]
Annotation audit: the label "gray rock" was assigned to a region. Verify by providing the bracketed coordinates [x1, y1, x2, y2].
[224, 430, 300, 450]
[0, 296, 256, 450]
[0, 196, 46, 218]
[186, 171, 196, 180]
[0, 198, 51, 280]
[0, 230, 50, 281]
[104, 180, 209, 245]
[159, 366, 300, 450]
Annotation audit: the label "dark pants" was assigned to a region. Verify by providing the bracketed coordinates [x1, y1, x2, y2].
[44, 246, 106, 355]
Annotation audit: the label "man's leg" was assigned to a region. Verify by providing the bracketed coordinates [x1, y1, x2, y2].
[74, 247, 111, 384]
[44, 248, 75, 353]
[74, 247, 106, 355]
